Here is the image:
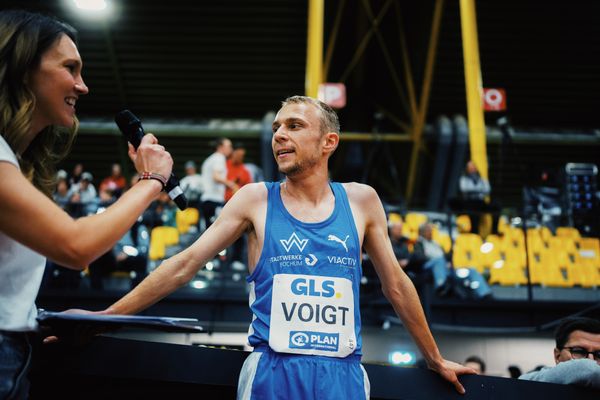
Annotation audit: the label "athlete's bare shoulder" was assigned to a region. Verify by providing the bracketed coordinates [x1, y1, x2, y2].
[226, 182, 268, 218]
[341, 182, 380, 206]
[236, 182, 268, 199]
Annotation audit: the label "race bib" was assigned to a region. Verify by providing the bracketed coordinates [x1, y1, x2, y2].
[269, 273, 356, 357]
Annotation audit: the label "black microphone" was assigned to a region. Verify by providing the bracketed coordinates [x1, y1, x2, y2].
[115, 110, 188, 210]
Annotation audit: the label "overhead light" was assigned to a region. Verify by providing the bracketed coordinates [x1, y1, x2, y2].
[73, 0, 107, 10]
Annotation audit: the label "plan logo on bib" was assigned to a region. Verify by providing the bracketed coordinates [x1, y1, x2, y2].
[280, 232, 308, 252]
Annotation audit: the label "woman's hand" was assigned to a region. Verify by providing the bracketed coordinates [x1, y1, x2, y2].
[129, 133, 173, 180]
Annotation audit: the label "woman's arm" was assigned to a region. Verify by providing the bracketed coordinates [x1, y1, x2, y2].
[0, 134, 172, 269]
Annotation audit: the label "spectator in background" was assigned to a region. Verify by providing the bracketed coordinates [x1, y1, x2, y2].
[88, 218, 150, 291]
[388, 214, 411, 269]
[225, 143, 253, 270]
[143, 192, 177, 229]
[67, 171, 98, 216]
[459, 160, 490, 202]
[53, 179, 70, 210]
[520, 317, 600, 388]
[99, 162, 127, 198]
[200, 137, 234, 229]
[69, 162, 83, 186]
[414, 223, 492, 299]
[97, 187, 116, 210]
[225, 142, 252, 202]
[180, 160, 203, 211]
[411, 223, 453, 296]
[507, 365, 522, 379]
[451, 160, 499, 235]
[464, 356, 486, 375]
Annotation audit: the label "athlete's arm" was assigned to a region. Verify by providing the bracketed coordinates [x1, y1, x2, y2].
[347, 183, 475, 394]
[102, 183, 266, 316]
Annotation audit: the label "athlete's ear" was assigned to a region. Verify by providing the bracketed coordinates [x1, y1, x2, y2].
[322, 132, 339, 155]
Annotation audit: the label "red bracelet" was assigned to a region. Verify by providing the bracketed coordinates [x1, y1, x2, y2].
[139, 172, 167, 190]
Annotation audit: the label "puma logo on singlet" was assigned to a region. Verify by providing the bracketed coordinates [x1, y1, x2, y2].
[328, 234, 349, 252]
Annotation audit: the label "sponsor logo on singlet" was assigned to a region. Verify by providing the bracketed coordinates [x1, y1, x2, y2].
[327, 234, 350, 252]
[280, 232, 308, 252]
[289, 331, 339, 352]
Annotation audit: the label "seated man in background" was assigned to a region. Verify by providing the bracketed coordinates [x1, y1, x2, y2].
[520, 317, 600, 388]
[464, 356, 486, 375]
[88, 219, 150, 291]
[388, 214, 411, 270]
[411, 223, 453, 296]
[412, 223, 492, 299]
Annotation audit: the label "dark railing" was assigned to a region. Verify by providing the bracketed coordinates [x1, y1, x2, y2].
[30, 336, 599, 399]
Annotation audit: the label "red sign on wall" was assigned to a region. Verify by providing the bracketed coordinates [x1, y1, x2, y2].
[318, 83, 346, 109]
[482, 88, 507, 111]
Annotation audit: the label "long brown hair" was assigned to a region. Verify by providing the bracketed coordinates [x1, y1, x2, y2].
[0, 10, 80, 196]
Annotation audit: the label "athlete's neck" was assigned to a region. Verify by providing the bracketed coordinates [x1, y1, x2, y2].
[282, 169, 331, 206]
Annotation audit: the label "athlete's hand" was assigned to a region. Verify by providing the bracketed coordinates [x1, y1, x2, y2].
[429, 359, 477, 394]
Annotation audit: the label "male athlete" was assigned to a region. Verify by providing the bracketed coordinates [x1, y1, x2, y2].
[98, 96, 475, 399]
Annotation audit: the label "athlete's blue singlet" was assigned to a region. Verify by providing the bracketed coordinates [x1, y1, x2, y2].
[237, 182, 370, 399]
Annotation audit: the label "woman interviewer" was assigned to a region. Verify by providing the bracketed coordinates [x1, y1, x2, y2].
[0, 10, 173, 398]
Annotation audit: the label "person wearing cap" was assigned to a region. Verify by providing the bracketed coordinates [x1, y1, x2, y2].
[180, 160, 204, 211]
[66, 172, 98, 216]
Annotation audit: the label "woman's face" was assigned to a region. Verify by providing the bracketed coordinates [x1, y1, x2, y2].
[28, 34, 89, 133]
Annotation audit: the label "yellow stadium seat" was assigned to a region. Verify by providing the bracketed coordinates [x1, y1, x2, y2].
[526, 242, 570, 287]
[500, 227, 526, 269]
[176, 208, 200, 234]
[556, 226, 582, 241]
[488, 260, 528, 286]
[497, 215, 509, 235]
[149, 234, 166, 261]
[388, 213, 403, 224]
[579, 237, 600, 268]
[548, 236, 600, 287]
[452, 233, 484, 272]
[405, 212, 428, 231]
[455, 215, 471, 233]
[148, 226, 180, 261]
[432, 229, 452, 254]
[480, 235, 503, 271]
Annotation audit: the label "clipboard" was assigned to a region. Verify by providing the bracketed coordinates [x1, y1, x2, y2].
[37, 310, 203, 334]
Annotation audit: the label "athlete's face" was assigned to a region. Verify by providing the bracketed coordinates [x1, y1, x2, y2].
[271, 103, 324, 177]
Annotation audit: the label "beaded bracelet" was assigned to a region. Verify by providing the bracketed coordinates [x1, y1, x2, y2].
[139, 171, 167, 190]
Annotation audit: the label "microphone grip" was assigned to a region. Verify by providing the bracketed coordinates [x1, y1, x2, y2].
[115, 110, 188, 210]
[166, 174, 188, 210]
